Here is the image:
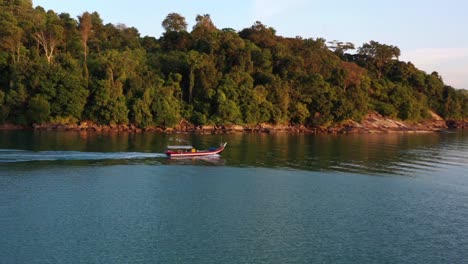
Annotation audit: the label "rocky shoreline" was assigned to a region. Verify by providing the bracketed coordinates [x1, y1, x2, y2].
[1, 112, 466, 134]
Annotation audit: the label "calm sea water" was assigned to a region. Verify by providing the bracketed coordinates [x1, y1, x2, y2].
[0, 130, 467, 263]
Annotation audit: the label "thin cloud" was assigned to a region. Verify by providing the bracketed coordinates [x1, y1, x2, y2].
[252, 0, 307, 22]
[402, 48, 468, 89]
[441, 70, 468, 89]
[403, 48, 468, 66]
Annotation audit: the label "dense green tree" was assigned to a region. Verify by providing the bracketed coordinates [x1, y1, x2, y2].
[5, 83, 28, 124]
[213, 90, 242, 124]
[291, 102, 310, 124]
[264, 76, 290, 123]
[292, 73, 336, 125]
[88, 77, 128, 124]
[132, 94, 153, 128]
[240, 84, 274, 124]
[217, 30, 250, 73]
[151, 75, 183, 127]
[86, 49, 140, 124]
[49, 66, 88, 122]
[27, 94, 49, 123]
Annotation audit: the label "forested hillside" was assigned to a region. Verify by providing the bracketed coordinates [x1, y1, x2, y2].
[1, 1, 467, 129]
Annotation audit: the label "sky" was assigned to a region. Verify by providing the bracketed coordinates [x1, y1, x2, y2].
[33, 0, 468, 89]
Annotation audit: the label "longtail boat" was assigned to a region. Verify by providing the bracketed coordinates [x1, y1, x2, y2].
[165, 142, 227, 158]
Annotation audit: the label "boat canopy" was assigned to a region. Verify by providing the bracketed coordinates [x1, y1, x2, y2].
[166, 145, 194, 150]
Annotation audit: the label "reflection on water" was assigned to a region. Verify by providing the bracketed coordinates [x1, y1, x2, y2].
[1, 130, 468, 263]
[0, 130, 467, 176]
[222, 131, 468, 176]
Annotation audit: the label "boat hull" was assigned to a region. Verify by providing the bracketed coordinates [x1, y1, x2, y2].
[165, 143, 227, 158]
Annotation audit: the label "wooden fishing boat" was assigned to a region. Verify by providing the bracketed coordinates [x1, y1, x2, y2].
[165, 142, 227, 158]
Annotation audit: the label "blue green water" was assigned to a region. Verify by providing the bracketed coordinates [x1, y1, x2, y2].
[1, 131, 467, 263]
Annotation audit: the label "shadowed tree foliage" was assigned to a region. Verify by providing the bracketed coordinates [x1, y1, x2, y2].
[27, 94, 50, 123]
[0, 7, 466, 128]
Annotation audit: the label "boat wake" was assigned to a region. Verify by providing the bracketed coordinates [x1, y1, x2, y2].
[0, 149, 166, 163]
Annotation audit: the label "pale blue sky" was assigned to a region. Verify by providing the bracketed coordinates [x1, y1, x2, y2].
[33, 0, 468, 89]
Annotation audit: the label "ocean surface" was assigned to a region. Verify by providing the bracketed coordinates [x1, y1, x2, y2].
[0, 130, 467, 263]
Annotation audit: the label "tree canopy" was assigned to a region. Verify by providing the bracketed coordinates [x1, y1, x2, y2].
[0, 6, 466, 128]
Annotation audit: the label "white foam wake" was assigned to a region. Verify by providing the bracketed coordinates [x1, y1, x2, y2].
[0, 149, 166, 162]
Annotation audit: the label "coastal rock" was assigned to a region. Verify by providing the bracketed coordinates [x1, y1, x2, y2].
[222, 124, 245, 132]
[17, 110, 463, 134]
[196, 125, 216, 134]
[446, 119, 468, 128]
[0, 123, 25, 130]
[144, 127, 164, 132]
[342, 111, 448, 133]
[174, 119, 195, 132]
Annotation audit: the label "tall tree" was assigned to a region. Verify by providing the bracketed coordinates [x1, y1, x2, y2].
[162, 13, 187, 32]
[186, 50, 202, 104]
[358, 41, 400, 78]
[0, 13, 23, 63]
[32, 10, 63, 64]
[327, 40, 355, 56]
[78, 12, 92, 80]
[192, 14, 216, 33]
[239, 21, 277, 48]
[192, 14, 218, 54]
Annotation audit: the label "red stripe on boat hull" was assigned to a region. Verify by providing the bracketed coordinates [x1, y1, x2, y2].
[165, 143, 226, 158]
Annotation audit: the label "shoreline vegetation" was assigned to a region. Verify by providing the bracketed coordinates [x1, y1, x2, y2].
[1, 2, 467, 133]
